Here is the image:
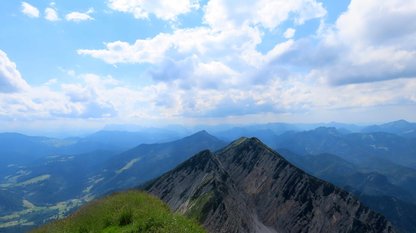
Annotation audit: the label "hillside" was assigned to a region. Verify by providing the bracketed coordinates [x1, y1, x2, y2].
[278, 150, 416, 233]
[146, 137, 396, 233]
[273, 127, 416, 169]
[91, 130, 225, 195]
[30, 191, 206, 233]
[0, 131, 224, 232]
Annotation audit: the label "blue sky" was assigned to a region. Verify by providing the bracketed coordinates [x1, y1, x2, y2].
[0, 0, 415, 133]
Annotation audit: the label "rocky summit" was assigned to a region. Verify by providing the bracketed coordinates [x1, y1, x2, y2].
[146, 137, 397, 233]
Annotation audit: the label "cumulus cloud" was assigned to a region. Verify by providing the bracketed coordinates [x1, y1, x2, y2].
[0, 74, 120, 120]
[0, 71, 414, 124]
[124, 75, 416, 119]
[329, 0, 416, 84]
[333, 0, 416, 46]
[275, 0, 416, 85]
[0, 53, 117, 119]
[65, 8, 94, 22]
[21, 2, 40, 18]
[75, 0, 330, 120]
[45, 7, 59, 21]
[79, 25, 262, 66]
[78, 0, 326, 77]
[0, 50, 30, 93]
[204, 0, 326, 30]
[58, 75, 118, 118]
[78, 32, 177, 64]
[107, 0, 199, 21]
[55, 0, 416, 122]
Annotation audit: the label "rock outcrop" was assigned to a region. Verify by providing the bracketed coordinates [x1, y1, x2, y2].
[147, 137, 397, 233]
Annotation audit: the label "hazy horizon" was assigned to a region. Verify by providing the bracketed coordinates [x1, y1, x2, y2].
[0, 119, 414, 138]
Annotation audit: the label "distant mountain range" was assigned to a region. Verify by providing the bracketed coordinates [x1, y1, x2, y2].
[1, 120, 416, 232]
[273, 127, 416, 169]
[362, 120, 416, 138]
[0, 119, 413, 167]
[0, 129, 188, 169]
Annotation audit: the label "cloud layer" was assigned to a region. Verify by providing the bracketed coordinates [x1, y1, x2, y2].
[76, 0, 416, 122]
[4, 0, 416, 127]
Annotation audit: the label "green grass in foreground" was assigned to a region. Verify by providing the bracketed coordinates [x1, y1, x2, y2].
[31, 191, 206, 233]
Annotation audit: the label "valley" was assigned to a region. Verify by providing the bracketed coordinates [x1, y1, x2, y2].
[0, 120, 416, 232]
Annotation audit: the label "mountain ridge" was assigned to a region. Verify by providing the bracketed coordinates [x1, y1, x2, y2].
[147, 137, 396, 233]
[90, 130, 226, 196]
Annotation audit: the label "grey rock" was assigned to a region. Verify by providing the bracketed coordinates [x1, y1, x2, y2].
[147, 137, 397, 233]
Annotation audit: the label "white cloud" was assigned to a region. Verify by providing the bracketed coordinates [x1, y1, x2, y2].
[283, 28, 296, 39]
[75, 0, 330, 120]
[333, 0, 416, 46]
[44, 79, 57, 86]
[126, 75, 416, 119]
[65, 8, 94, 22]
[107, 0, 199, 21]
[0, 69, 414, 125]
[204, 0, 326, 30]
[260, 0, 416, 86]
[0, 54, 118, 120]
[59, 75, 117, 118]
[45, 7, 59, 21]
[79, 0, 326, 75]
[0, 50, 30, 93]
[308, 0, 416, 85]
[78, 26, 262, 66]
[62, 0, 416, 122]
[78, 34, 175, 64]
[0, 74, 119, 120]
[21, 2, 40, 18]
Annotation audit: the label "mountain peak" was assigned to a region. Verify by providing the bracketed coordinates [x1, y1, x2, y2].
[362, 119, 416, 137]
[387, 119, 411, 126]
[218, 136, 277, 163]
[225, 136, 268, 150]
[147, 138, 397, 233]
[313, 126, 340, 134]
[393, 119, 410, 123]
[193, 130, 210, 136]
[237, 136, 262, 143]
[183, 130, 216, 141]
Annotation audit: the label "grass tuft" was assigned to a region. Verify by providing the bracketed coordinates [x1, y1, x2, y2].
[30, 191, 206, 233]
[118, 208, 132, 226]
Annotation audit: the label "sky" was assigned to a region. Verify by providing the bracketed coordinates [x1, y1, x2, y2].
[0, 0, 416, 133]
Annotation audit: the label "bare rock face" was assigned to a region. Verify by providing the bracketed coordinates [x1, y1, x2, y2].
[146, 150, 255, 233]
[146, 138, 397, 233]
